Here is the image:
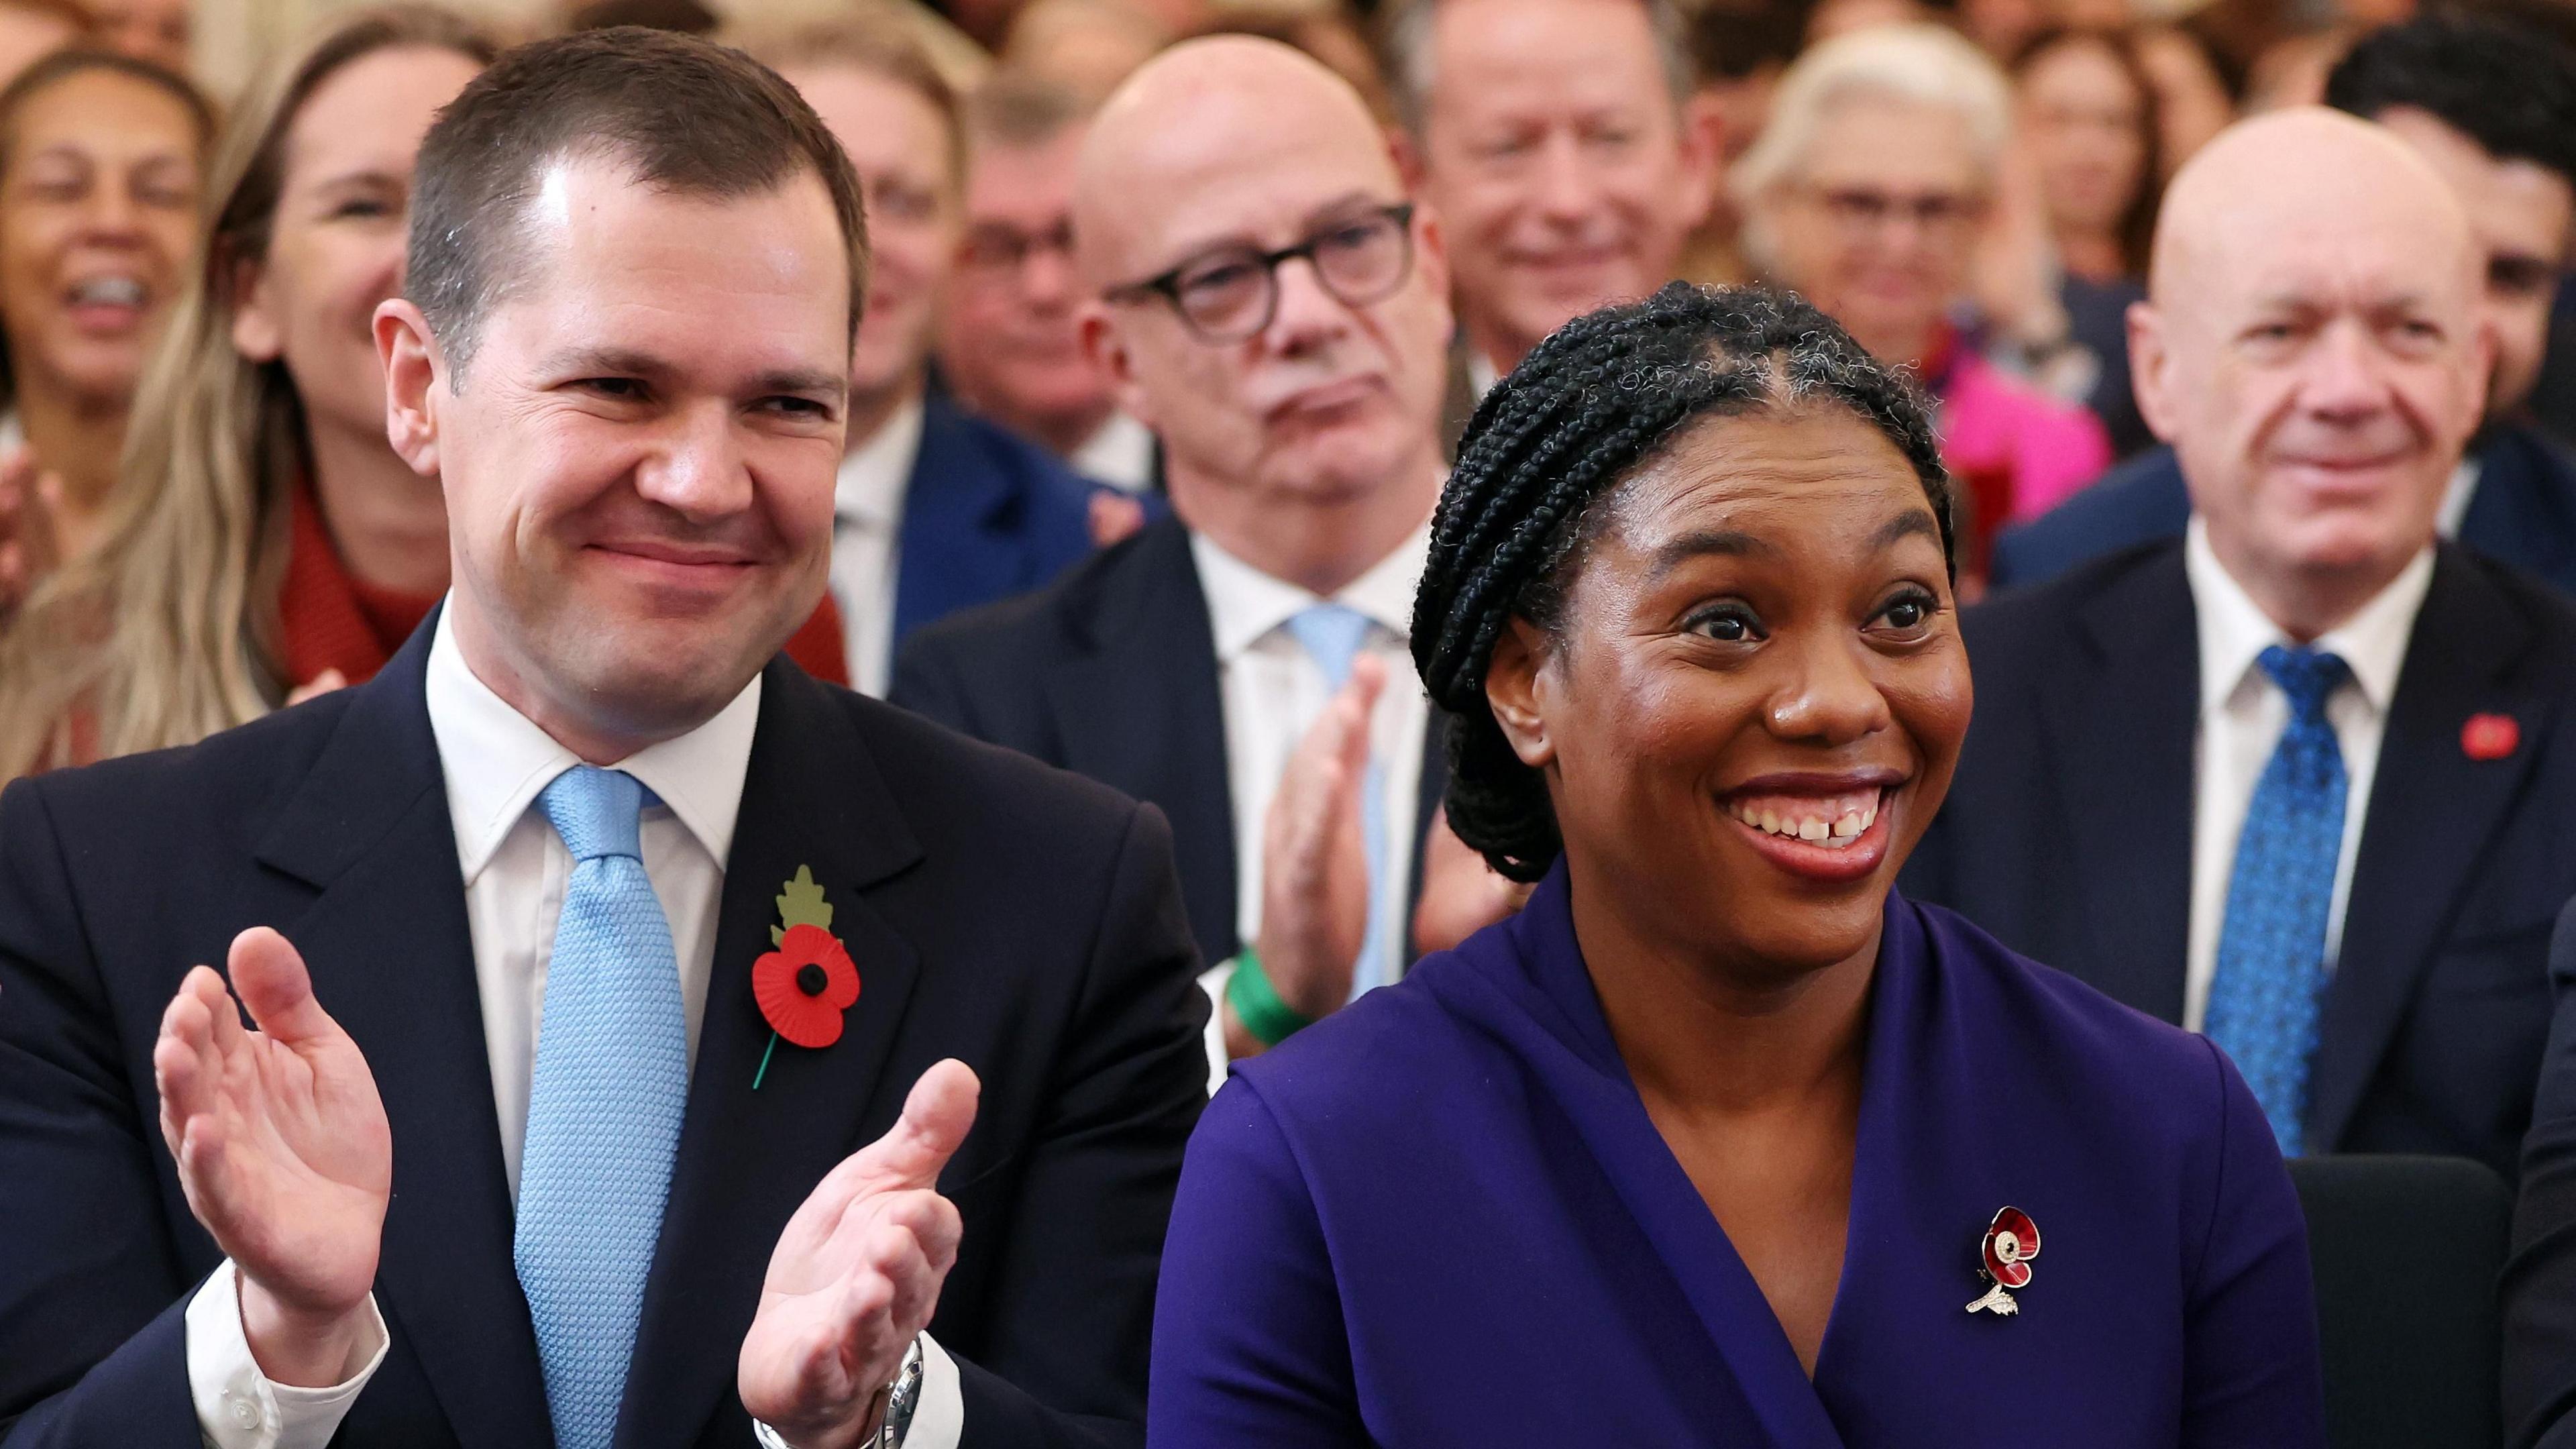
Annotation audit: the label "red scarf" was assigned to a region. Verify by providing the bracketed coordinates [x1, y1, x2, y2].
[280, 482, 852, 692]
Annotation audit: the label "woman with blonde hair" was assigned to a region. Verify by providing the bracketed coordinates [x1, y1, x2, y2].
[0, 5, 849, 778]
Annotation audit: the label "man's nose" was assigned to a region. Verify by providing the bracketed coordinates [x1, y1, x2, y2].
[1019, 243, 1074, 307]
[1531, 134, 1601, 225]
[2298, 320, 2398, 420]
[1262, 255, 1354, 354]
[634, 403, 754, 519]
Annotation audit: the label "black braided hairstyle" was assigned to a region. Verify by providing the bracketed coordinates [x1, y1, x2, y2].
[1411, 281, 1956, 883]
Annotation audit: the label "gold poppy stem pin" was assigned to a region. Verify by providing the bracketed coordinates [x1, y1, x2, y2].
[1966, 1206, 2041, 1316]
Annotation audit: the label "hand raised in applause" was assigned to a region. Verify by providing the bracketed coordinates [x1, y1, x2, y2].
[740, 1059, 979, 1449]
[1230, 655, 1385, 1057]
[153, 928, 392, 1387]
[0, 447, 64, 616]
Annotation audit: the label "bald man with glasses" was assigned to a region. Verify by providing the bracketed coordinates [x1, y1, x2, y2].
[895, 38, 1523, 1086]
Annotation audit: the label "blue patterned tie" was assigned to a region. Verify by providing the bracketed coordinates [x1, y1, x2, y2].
[2205, 646, 2350, 1156]
[1283, 604, 1391, 1000]
[516, 767, 690, 1449]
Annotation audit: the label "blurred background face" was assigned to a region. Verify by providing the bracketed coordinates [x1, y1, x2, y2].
[2018, 37, 2147, 252]
[784, 63, 962, 407]
[940, 122, 1107, 439]
[427, 160, 849, 741]
[1514, 407, 1966, 977]
[231, 46, 482, 448]
[1415, 0, 1709, 368]
[0, 4, 77, 90]
[1762, 93, 1985, 364]
[1081, 67, 1452, 513]
[2142, 172, 2486, 595]
[2374, 105, 2573, 419]
[91, 0, 189, 72]
[0, 66, 199, 407]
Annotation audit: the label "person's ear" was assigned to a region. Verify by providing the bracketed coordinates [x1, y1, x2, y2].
[1483, 616, 1558, 770]
[1389, 125, 1427, 194]
[1080, 302, 1159, 433]
[2127, 299, 2179, 445]
[1413, 201, 1454, 335]
[229, 253, 282, 362]
[1673, 91, 1723, 232]
[374, 299, 443, 481]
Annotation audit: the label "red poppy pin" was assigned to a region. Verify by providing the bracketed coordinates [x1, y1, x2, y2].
[1965, 1206, 2041, 1317]
[2462, 712, 2520, 762]
[751, 866, 859, 1089]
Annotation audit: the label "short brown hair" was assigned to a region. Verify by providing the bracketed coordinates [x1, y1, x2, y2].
[963, 67, 1091, 156]
[729, 10, 963, 184]
[407, 25, 869, 374]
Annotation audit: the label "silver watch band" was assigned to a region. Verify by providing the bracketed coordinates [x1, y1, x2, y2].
[750, 1336, 925, 1449]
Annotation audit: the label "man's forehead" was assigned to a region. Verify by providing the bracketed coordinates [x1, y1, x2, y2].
[1087, 117, 1397, 274]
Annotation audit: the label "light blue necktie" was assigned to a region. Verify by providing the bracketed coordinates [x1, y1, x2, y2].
[2205, 646, 2350, 1156]
[516, 766, 690, 1449]
[1284, 604, 1391, 1000]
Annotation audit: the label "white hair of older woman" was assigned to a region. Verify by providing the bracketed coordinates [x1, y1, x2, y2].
[1731, 22, 2012, 245]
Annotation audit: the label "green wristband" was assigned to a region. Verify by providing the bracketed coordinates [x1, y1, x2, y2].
[1225, 948, 1313, 1048]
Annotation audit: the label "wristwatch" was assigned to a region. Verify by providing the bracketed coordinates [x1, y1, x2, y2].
[751, 1336, 925, 1449]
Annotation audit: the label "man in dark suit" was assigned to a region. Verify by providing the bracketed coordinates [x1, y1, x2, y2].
[896, 40, 1520, 1075]
[2507, 897, 2576, 1445]
[1906, 111, 2576, 1181]
[748, 18, 1108, 697]
[0, 31, 1205, 1449]
[1990, 12, 2576, 597]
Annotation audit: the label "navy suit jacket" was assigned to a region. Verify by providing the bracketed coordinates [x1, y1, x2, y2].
[892, 390, 1104, 647]
[2507, 898, 2576, 1446]
[890, 516, 1446, 971]
[1989, 422, 2576, 596]
[1906, 539, 2576, 1179]
[0, 622, 1210, 1448]
[1152, 867, 2325, 1445]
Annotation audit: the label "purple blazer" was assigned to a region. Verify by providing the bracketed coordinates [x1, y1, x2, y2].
[1150, 867, 2324, 1446]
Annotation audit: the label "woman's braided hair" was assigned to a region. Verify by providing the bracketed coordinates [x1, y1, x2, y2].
[1411, 282, 1955, 882]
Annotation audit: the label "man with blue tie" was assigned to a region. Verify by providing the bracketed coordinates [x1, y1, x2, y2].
[1989, 12, 2576, 598]
[1903, 108, 2576, 1178]
[894, 39, 1523, 1079]
[0, 29, 1206, 1449]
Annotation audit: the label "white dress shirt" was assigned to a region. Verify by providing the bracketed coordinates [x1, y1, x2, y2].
[1190, 525, 1433, 1090]
[832, 397, 927, 698]
[1069, 410, 1155, 493]
[185, 606, 962, 1449]
[2181, 519, 2436, 1033]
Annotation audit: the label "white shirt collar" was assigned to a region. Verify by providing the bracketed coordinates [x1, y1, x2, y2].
[2184, 515, 2434, 720]
[425, 603, 762, 883]
[1465, 349, 1500, 402]
[2435, 454, 2482, 539]
[1191, 519, 1433, 662]
[1069, 409, 1157, 492]
[835, 394, 926, 531]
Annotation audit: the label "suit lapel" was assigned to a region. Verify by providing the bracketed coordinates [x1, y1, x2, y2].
[621, 662, 926, 1449]
[252, 622, 554, 1447]
[1046, 519, 1239, 961]
[893, 394, 1018, 644]
[2310, 547, 2548, 1150]
[2045, 549, 2200, 1018]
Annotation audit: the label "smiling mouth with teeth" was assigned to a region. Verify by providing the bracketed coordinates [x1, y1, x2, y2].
[1723, 788, 1886, 849]
[69, 276, 148, 308]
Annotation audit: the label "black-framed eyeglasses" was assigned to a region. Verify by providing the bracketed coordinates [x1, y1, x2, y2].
[1104, 203, 1416, 344]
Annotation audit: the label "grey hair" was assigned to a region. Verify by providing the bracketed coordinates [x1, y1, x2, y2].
[1379, 0, 1697, 137]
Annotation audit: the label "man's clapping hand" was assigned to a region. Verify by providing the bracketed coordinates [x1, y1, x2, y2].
[153, 928, 392, 1387]
[740, 1059, 979, 1449]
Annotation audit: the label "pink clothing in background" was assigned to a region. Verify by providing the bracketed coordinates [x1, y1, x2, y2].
[1937, 347, 2114, 556]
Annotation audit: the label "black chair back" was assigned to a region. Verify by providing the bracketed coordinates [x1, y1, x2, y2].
[2290, 1155, 2509, 1449]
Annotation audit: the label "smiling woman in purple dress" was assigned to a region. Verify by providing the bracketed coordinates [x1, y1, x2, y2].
[1148, 282, 2327, 1448]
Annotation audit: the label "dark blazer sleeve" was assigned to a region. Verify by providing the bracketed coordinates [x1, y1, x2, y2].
[0, 777, 203, 1447]
[2505, 895, 2576, 1448]
[2184, 1036, 2328, 1446]
[1146, 1079, 1365, 1447]
[951, 802, 1209, 1449]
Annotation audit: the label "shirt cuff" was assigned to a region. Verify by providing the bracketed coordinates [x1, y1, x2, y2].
[904, 1332, 962, 1449]
[1198, 962, 1232, 1095]
[184, 1259, 388, 1449]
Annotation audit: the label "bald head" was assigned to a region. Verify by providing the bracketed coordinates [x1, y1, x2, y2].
[2131, 107, 2492, 641]
[2150, 107, 2475, 306]
[1075, 36, 1401, 286]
